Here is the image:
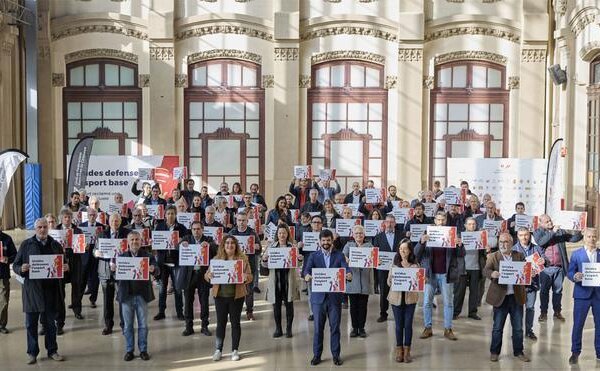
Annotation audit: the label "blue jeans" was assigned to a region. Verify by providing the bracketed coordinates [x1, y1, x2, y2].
[121, 296, 149, 353]
[490, 294, 524, 356]
[392, 303, 416, 346]
[25, 311, 57, 357]
[423, 273, 454, 329]
[571, 291, 600, 356]
[539, 266, 563, 313]
[525, 290, 537, 333]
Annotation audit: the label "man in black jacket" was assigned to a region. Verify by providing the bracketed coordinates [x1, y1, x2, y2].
[300, 189, 324, 214]
[115, 230, 160, 361]
[56, 209, 85, 321]
[343, 182, 364, 204]
[181, 179, 201, 207]
[177, 221, 217, 336]
[79, 208, 107, 308]
[153, 205, 189, 321]
[373, 214, 404, 322]
[289, 177, 316, 209]
[144, 185, 167, 207]
[250, 183, 268, 210]
[95, 213, 131, 335]
[0, 224, 17, 333]
[13, 218, 66, 364]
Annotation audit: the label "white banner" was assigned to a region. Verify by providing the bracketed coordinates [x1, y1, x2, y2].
[583, 262, 600, 287]
[409, 224, 428, 243]
[426, 226, 457, 248]
[267, 247, 299, 269]
[390, 267, 425, 292]
[116, 256, 150, 280]
[376, 251, 396, 270]
[499, 261, 532, 285]
[311, 268, 346, 293]
[302, 232, 320, 252]
[97, 238, 127, 259]
[364, 220, 384, 237]
[29, 254, 64, 279]
[349, 247, 379, 268]
[335, 219, 360, 237]
[179, 243, 210, 267]
[209, 259, 244, 284]
[152, 231, 179, 250]
[0, 150, 28, 217]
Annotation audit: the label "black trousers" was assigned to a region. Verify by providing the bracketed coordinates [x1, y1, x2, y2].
[102, 280, 116, 329]
[349, 294, 369, 330]
[273, 284, 294, 331]
[378, 270, 390, 317]
[184, 271, 211, 329]
[70, 257, 85, 315]
[214, 296, 244, 352]
[86, 255, 100, 303]
[454, 270, 481, 317]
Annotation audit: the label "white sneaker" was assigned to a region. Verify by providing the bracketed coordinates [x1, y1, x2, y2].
[212, 349, 222, 361]
[231, 350, 240, 361]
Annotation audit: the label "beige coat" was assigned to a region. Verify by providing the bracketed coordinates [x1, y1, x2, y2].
[261, 242, 301, 304]
[387, 262, 421, 306]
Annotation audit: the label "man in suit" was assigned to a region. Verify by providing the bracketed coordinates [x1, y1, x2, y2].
[80, 207, 107, 309]
[416, 211, 465, 341]
[343, 182, 364, 204]
[475, 201, 505, 252]
[143, 185, 167, 207]
[249, 183, 268, 210]
[567, 228, 600, 365]
[177, 221, 217, 336]
[56, 209, 85, 322]
[483, 232, 530, 362]
[95, 213, 131, 335]
[181, 179, 201, 207]
[373, 214, 404, 322]
[304, 229, 352, 366]
[315, 178, 341, 204]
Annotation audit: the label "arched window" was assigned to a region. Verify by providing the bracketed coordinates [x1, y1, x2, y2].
[63, 59, 142, 158]
[308, 60, 387, 192]
[586, 56, 600, 225]
[430, 61, 509, 185]
[184, 59, 264, 193]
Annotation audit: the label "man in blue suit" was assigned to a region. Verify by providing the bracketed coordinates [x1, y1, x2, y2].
[304, 229, 352, 366]
[568, 228, 600, 365]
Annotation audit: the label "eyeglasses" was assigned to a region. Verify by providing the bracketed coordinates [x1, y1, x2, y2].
[311, 221, 322, 224]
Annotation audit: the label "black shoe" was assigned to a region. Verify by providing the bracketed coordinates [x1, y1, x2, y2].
[200, 327, 212, 336]
[273, 329, 283, 338]
[153, 313, 165, 321]
[358, 329, 367, 338]
[75, 313, 84, 320]
[0, 327, 9, 334]
[57, 327, 64, 335]
[333, 357, 343, 366]
[310, 356, 321, 366]
[182, 328, 194, 336]
[140, 352, 150, 361]
[253, 286, 261, 294]
[302, 288, 308, 294]
[68, 304, 73, 309]
[90, 301, 97, 308]
[308, 315, 314, 321]
[468, 314, 481, 320]
[124, 352, 134, 362]
[453, 315, 459, 320]
[376, 315, 387, 323]
[374, 287, 380, 294]
[526, 331, 538, 341]
[286, 330, 293, 338]
[39, 328, 46, 336]
[569, 353, 579, 365]
[84, 289, 91, 295]
[349, 328, 359, 338]
[177, 314, 185, 321]
[102, 327, 113, 335]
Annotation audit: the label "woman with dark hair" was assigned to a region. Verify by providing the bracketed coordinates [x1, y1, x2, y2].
[368, 208, 384, 293]
[387, 238, 420, 363]
[266, 196, 292, 226]
[261, 224, 301, 338]
[231, 182, 243, 195]
[321, 199, 341, 229]
[189, 195, 203, 213]
[204, 236, 253, 362]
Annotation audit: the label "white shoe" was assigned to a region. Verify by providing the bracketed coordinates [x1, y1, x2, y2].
[231, 350, 240, 361]
[212, 349, 222, 361]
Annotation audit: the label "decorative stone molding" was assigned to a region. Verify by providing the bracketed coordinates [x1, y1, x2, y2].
[323, 0, 342, 2]
[446, 0, 464, 2]
[262, 74, 274, 88]
[138, 74, 150, 87]
[580, 41, 600, 61]
[398, 48, 422, 62]
[385, 76, 398, 89]
[1, 41, 13, 56]
[299, 75, 311, 88]
[482, 0, 501, 2]
[51, 24, 148, 41]
[423, 75, 434, 89]
[188, 49, 262, 64]
[311, 50, 385, 65]
[508, 76, 519, 89]
[52, 73, 65, 87]
[425, 26, 519, 43]
[149, 47, 174, 61]
[274, 47, 299, 61]
[301, 25, 397, 42]
[556, 0, 567, 16]
[175, 74, 188, 88]
[176, 25, 273, 42]
[570, 10, 597, 36]
[65, 49, 138, 64]
[434, 50, 507, 65]
[38, 45, 50, 59]
[521, 49, 547, 63]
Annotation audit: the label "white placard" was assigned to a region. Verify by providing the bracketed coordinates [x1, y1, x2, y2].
[390, 267, 426, 292]
[294, 165, 312, 179]
[582, 262, 600, 287]
[236, 235, 256, 255]
[80, 226, 104, 245]
[29, 254, 64, 279]
[72, 234, 86, 254]
[177, 212, 201, 229]
[376, 251, 396, 271]
[551, 211, 588, 231]
[426, 226, 457, 248]
[526, 252, 545, 275]
[409, 224, 428, 242]
[365, 188, 386, 204]
[461, 230, 488, 250]
[335, 219, 360, 237]
[204, 226, 223, 244]
[388, 208, 414, 224]
[137, 168, 154, 181]
[267, 247, 299, 269]
[179, 243, 209, 267]
[210, 259, 244, 284]
[97, 238, 128, 259]
[364, 220, 384, 237]
[482, 220, 507, 237]
[423, 203, 437, 218]
[152, 230, 179, 250]
[49, 229, 73, 250]
[515, 214, 539, 231]
[311, 268, 346, 293]
[319, 169, 336, 181]
[349, 247, 379, 268]
[146, 204, 165, 220]
[116, 256, 150, 280]
[173, 166, 187, 181]
[499, 261, 532, 285]
[302, 232, 320, 252]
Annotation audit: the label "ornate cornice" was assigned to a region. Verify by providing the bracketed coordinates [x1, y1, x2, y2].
[425, 25, 519, 43]
[580, 41, 600, 61]
[175, 74, 188, 88]
[176, 24, 273, 42]
[52, 73, 65, 87]
[311, 50, 385, 65]
[139, 74, 150, 87]
[570, 9, 597, 36]
[385, 76, 398, 90]
[274, 47, 299, 61]
[262, 74, 274, 88]
[508, 76, 519, 89]
[423, 75, 434, 89]
[149, 47, 174, 61]
[65, 49, 138, 64]
[301, 25, 397, 42]
[434, 50, 507, 65]
[521, 49, 546, 63]
[51, 24, 148, 41]
[398, 48, 422, 62]
[188, 49, 262, 64]
[299, 75, 311, 88]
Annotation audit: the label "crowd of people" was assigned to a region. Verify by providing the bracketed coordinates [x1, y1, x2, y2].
[0, 175, 598, 367]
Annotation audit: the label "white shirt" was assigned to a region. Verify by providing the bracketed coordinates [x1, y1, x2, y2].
[501, 253, 514, 295]
[585, 247, 597, 263]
